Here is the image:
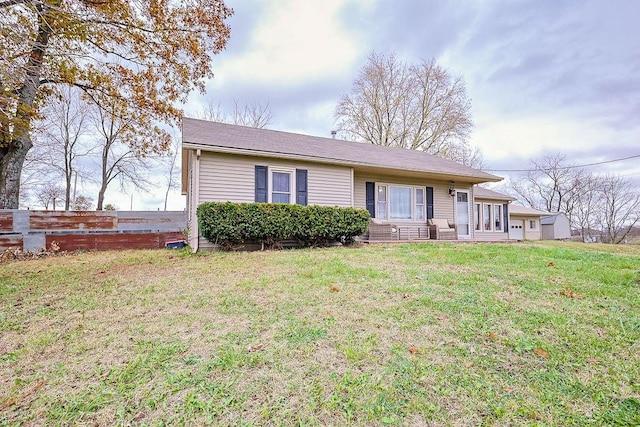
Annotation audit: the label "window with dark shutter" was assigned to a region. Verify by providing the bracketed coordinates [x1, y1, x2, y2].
[255, 165, 268, 202]
[296, 169, 308, 206]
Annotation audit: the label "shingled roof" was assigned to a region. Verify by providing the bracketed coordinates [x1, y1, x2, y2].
[182, 118, 502, 183]
[474, 186, 515, 201]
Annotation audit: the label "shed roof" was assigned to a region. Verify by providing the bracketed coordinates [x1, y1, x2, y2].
[182, 118, 502, 184]
[540, 213, 567, 225]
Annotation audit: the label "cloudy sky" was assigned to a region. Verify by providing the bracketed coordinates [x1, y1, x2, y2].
[128, 0, 640, 210]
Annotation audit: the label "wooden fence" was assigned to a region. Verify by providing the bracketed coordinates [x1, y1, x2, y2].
[0, 210, 187, 252]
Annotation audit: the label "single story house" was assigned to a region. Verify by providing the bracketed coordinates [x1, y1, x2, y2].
[508, 205, 550, 240]
[541, 213, 571, 240]
[182, 118, 510, 251]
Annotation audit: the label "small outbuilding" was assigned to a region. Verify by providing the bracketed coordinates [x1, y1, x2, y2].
[508, 205, 550, 241]
[541, 213, 571, 240]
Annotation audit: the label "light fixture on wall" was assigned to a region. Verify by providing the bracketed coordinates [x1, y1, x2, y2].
[448, 181, 456, 197]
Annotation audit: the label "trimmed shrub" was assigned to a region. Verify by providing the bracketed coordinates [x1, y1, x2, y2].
[197, 202, 370, 249]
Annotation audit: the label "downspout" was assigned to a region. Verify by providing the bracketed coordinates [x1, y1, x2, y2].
[192, 149, 201, 253]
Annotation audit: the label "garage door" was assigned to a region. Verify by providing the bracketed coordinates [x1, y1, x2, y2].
[510, 220, 524, 240]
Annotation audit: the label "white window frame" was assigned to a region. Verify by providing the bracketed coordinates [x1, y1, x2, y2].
[268, 168, 295, 204]
[483, 203, 493, 231]
[474, 203, 481, 231]
[415, 187, 425, 221]
[529, 219, 537, 229]
[494, 204, 502, 232]
[375, 183, 426, 222]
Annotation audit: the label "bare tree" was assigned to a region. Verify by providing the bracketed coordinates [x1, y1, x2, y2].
[597, 174, 640, 244]
[161, 136, 181, 211]
[34, 182, 65, 210]
[70, 194, 93, 211]
[199, 99, 274, 128]
[334, 52, 475, 164]
[572, 174, 601, 242]
[511, 153, 585, 222]
[91, 104, 152, 210]
[29, 87, 93, 210]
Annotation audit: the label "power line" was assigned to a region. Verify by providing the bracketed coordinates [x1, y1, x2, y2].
[483, 153, 640, 173]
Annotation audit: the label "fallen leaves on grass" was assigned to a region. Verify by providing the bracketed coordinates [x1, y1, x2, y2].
[408, 346, 418, 355]
[487, 332, 498, 341]
[246, 343, 265, 352]
[587, 358, 599, 365]
[329, 285, 340, 292]
[534, 348, 549, 359]
[547, 262, 555, 267]
[464, 361, 474, 368]
[436, 314, 447, 321]
[559, 288, 583, 299]
[1, 380, 45, 410]
[0, 244, 67, 264]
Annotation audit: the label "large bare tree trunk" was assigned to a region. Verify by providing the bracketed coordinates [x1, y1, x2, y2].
[0, 2, 52, 208]
[0, 136, 32, 208]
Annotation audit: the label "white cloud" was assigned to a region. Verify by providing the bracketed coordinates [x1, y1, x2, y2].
[212, 0, 370, 87]
[472, 113, 610, 163]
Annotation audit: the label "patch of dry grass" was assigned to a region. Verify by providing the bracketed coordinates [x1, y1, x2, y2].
[1, 242, 639, 426]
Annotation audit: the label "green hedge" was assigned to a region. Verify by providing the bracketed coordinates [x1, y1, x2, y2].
[197, 202, 370, 249]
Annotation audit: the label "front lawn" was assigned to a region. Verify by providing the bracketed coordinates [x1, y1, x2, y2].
[1, 242, 639, 425]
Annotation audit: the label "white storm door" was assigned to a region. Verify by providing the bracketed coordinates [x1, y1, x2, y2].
[456, 190, 470, 238]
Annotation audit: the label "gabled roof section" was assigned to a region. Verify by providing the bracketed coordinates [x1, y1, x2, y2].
[182, 118, 502, 183]
[473, 186, 515, 201]
[509, 205, 550, 216]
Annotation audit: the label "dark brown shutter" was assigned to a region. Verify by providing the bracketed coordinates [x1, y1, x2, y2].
[365, 182, 375, 218]
[296, 169, 308, 205]
[255, 165, 268, 202]
[503, 203, 509, 231]
[426, 186, 434, 219]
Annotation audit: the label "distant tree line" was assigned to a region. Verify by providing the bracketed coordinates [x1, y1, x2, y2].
[509, 153, 640, 244]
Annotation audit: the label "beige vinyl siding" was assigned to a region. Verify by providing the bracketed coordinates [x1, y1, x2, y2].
[198, 152, 352, 206]
[354, 172, 457, 221]
[525, 217, 542, 240]
[196, 152, 353, 251]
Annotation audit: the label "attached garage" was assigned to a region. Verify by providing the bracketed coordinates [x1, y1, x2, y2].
[509, 219, 524, 240]
[508, 205, 549, 241]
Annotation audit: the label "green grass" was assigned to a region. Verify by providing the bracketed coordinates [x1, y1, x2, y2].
[1, 241, 639, 426]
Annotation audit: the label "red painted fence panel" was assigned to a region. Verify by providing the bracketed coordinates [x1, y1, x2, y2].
[46, 232, 184, 251]
[0, 212, 12, 232]
[30, 211, 117, 230]
[0, 234, 22, 250]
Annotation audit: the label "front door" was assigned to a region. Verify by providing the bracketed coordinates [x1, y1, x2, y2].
[456, 190, 470, 239]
